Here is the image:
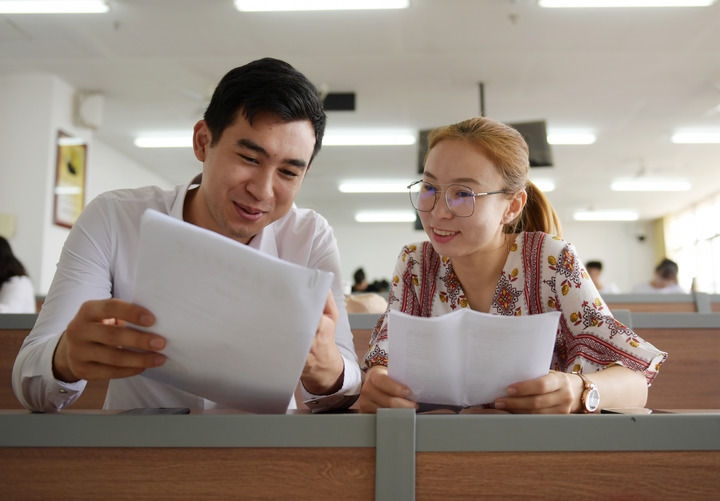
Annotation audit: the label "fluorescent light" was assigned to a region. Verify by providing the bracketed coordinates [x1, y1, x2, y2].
[611, 178, 691, 192]
[671, 130, 720, 144]
[540, 0, 714, 7]
[0, 1, 109, 13]
[547, 130, 596, 145]
[354, 210, 417, 223]
[324, 129, 416, 146]
[339, 180, 410, 193]
[573, 210, 639, 222]
[134, 134, 192, 148]
[235, 0, 409, 11]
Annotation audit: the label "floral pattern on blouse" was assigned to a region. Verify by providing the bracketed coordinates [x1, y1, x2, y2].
[362, 231, 667, 385]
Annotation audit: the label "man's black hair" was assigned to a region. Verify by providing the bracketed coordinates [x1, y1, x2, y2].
[203, 57, 326, 163]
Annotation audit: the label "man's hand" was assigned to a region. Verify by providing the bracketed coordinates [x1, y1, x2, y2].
[300, 292, 345, 395]
[357, 365, 417, 413]
[52, 298, 167, 383]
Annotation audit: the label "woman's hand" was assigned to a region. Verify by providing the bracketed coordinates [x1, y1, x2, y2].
[493, 370, 584, 414]
[358, 365, 418, 413]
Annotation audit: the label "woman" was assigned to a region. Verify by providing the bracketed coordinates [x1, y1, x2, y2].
[0, 236, 36, 313]
[359, 117, 666, 414]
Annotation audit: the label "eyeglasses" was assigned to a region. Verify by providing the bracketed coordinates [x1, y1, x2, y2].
[407, 180, 509, 217]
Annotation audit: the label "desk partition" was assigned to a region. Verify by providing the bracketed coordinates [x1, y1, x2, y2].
[1, 410, 719, 500]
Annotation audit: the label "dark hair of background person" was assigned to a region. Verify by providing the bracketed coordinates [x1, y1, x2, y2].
[353, 267, 366, 286]
[424, 117, 562, 237]
[203, 57, 327, 163]
[585, 260, 603, 271]
[0, 236, 28, 285]
[655, 258, 679, 280]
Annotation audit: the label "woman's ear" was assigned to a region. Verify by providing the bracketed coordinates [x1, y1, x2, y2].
[193, 120, 211, 162]
[502, 190, 527, 225]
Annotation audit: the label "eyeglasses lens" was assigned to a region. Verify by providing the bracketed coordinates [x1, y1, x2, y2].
[446, 185, 474, 217]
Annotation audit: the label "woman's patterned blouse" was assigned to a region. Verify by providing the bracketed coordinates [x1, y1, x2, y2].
[362, 231, 667, 384]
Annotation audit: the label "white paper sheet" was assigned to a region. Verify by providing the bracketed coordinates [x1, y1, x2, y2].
[130, 209, 333, 413]
[387, 309, 561, 408]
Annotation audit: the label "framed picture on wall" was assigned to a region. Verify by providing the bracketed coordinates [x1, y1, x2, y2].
[53, 130, 87, 229]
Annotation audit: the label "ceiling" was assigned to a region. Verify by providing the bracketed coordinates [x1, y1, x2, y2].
[2, 0, 720, 227]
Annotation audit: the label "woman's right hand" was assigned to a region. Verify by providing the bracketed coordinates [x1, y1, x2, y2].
[358, 365, 418, 413]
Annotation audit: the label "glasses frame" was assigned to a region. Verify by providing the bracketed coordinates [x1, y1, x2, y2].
[407, 179, 509, 217]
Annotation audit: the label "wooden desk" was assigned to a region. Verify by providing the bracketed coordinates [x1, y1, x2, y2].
[1, 314, 107, 409]
[603, 292, 712, 313]
[1, 410, 719, 500]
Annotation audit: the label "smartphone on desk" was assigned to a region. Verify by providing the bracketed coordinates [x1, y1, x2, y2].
[119, 407, 191, 415]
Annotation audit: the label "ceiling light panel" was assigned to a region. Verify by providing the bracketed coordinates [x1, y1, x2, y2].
[540, 0, 715, 7]
[671, 130, 720, 144]
[0, 1, 109, 13]
[235, 0, 409, 12]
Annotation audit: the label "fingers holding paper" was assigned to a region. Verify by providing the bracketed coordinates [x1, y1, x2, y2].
[358, 366, 418, 413]
[494, 370, 581, 414]
[52, 298, 167, 383]
[301, 292, 345, 395]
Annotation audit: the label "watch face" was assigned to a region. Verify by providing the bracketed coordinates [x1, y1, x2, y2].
[586, 388, 600, 412]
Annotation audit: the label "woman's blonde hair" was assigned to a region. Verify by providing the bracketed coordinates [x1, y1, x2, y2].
[425, 116, 562, 237]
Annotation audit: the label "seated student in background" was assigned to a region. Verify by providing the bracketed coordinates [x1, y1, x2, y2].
[13, 58, 361, 413]
[359, 116, 667, 414]
[351, 267, 370, 292]
[0, 236, 36, 313]
[585, 260, 620, 294]
[631, 258, 687, 294]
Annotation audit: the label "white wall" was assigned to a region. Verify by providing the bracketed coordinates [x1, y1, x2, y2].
[333, 219, 658, 294]
[0, 73, 173, 295]
[561, 220, 658, 293]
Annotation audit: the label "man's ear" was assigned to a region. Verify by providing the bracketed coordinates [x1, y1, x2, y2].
[193, 120, 211, 162]
[503, 190, 527, 225]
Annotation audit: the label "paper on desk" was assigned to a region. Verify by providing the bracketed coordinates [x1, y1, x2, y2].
[388, 309, 561, 407]
[131, 209, 333, 413]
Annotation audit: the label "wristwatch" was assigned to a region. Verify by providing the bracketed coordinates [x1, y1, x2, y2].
[573, 371, 600, 413]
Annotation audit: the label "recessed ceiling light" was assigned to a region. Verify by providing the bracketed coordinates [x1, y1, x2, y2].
[234, 0, 409, 11]
[354, 210, 417, 223]
[671, 130, 720, 144]
[540, 0, 715, 7]
[611, 178, 692, 191]
[573, 210, 639, 221]
[0, 0, 109, 13]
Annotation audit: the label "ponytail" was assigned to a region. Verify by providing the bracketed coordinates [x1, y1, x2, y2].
[507, 181, 562, 237]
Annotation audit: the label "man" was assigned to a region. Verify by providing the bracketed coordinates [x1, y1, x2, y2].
[632, 258, 687, 294]
[13, 58, 361, 412]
